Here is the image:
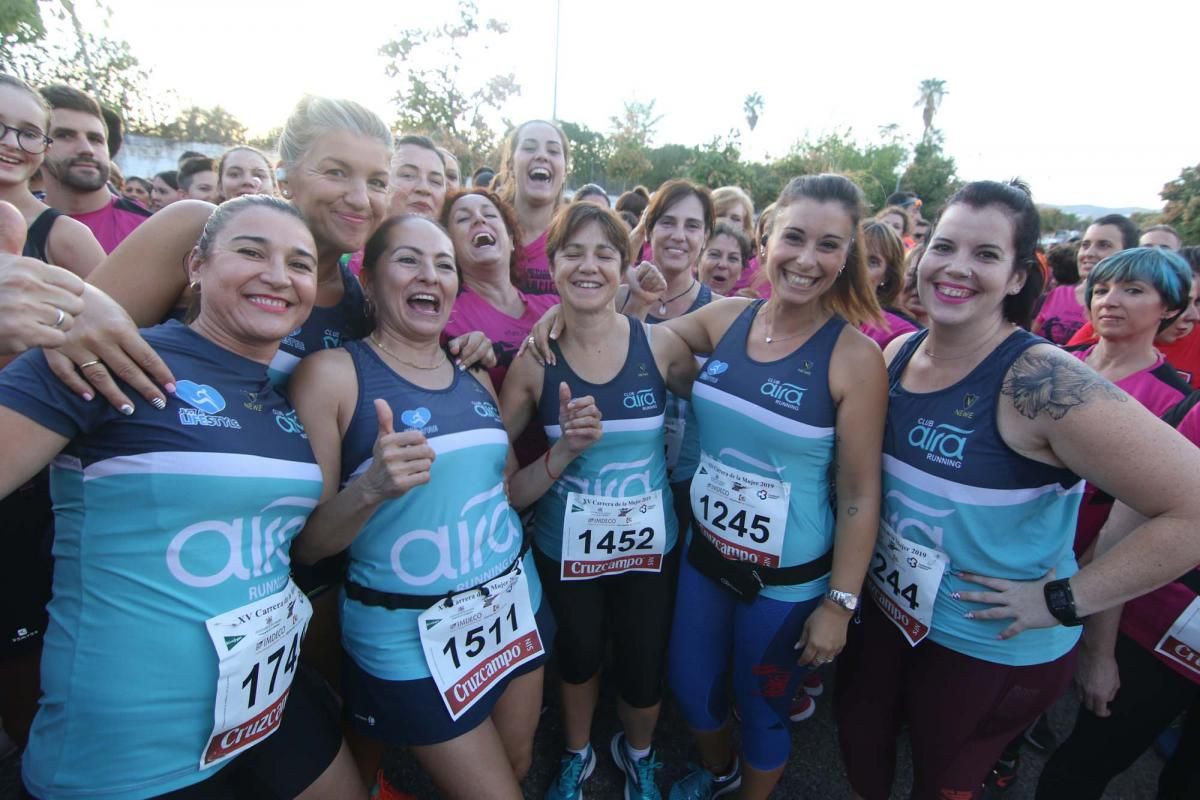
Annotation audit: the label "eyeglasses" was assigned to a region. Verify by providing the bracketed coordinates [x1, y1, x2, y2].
[0, 123, 52, 155]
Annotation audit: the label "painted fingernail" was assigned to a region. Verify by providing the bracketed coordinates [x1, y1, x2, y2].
[164, 382, 177, 394]
[151, 397, 166, 410]
[963, 611, 974, 619]
[119, 404, 134, 416]
[951, 592, 961, 600]
[81, 392, 94, 402]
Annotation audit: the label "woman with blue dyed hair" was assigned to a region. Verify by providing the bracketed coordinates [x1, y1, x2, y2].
[1065, 247, 1194, 557]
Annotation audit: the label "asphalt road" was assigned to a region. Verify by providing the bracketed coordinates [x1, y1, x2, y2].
[2, 667, 1163, 798]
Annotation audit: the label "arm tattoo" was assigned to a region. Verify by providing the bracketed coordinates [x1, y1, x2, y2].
[1001, 350, 1127, 420]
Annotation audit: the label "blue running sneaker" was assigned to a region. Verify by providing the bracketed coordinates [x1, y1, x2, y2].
[545, 745, 596, 800]
[611, 732, 662, 800]
[667, 757, 742, 800]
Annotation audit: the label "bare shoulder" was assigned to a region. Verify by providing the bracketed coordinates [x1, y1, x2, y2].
[1001, 343, 1127, 422]
[830, 323, 887, 398]
[881, 330, 919, 366]
[291, 347, 355, 396]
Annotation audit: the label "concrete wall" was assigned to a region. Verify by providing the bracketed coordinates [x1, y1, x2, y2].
[114, 134, 261, 181]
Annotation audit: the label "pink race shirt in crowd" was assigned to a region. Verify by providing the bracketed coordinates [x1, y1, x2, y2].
[860, 309, 919, 349]
[1120, 399, 1200, 684]
[69, 194, 151, 254]
[1071, 348, 1190, 557]
[1033, 284, 1087, 345]
[445, 286, 559, 466]
[516, 231, 556, 295]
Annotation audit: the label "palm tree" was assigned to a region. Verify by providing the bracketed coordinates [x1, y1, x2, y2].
[915, 79, 948, 141]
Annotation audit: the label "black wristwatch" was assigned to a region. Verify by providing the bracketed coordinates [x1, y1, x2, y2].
[1043, 578, 1083, 627]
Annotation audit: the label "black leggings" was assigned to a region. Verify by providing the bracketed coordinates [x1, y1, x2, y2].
[534, 545, 679, 708]
[1036, 633, 1200, 800]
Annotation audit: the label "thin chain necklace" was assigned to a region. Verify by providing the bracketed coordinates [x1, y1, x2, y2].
[763, 305, 823, 344]
[371, 336, 447, 370]
[923, 320, 1012, 360]
[658, 279, 697, 316]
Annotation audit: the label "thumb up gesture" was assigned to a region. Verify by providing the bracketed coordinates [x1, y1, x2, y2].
[359, 399, 438, 504]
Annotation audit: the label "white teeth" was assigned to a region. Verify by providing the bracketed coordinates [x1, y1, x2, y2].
[411, 293, 437, 302]
[251, 296, 285, 308]
[784, 272, 817, 287]
[574, 281, 601, 288]
[938, 286, 972, 298]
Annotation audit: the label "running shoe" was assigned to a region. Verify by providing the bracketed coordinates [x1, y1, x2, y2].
[789, 693, 816, 722]
[370, 769, 416, 800]
[1022, 713, 1057, 753]
[983, 752, 1019, 795]
[545, 745, 596, 800]
[802, 670, 825, 697]
[667, 757, 742, 800]
[611, 732, 662, 800]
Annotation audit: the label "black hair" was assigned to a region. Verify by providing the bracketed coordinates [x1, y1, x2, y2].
[1092, 213, 1140, 250]
[178, 156, 216, 191]
[153, 169, 179, 190]
[573, 184, 610, 206]
[934, 179, 1043, 327]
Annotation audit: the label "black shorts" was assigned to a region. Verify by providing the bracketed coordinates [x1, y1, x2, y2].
[534, 544, 680, 708]
[1, 471, 54, 661]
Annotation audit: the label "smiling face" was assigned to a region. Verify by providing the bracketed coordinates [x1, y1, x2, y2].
[188, 206, 318, 358]
[220, 149, 274, 199]
[650, 194, 707, 279]
[551, 219, 623, 313]
[284, 129, 390, 259]
[1078, 223, 1124, 279]
[387, 143, 446, 219]
[0, 84, 48, 188]
[918, 203, 1024, 326]
[446, 193, 514, 280]
[766, 198, 854, 306]
[43, 107, 109, 192]
[366, 217, 458, 342]
[513, 121, 566, 207]
[698, 232, 745, 295]
[1090, 278, 1171, 343]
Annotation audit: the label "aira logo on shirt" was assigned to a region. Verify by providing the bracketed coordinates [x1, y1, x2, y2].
[623, 388, 657, 411]
[760, 378, 805, 411]
[907, 417, 973, 468]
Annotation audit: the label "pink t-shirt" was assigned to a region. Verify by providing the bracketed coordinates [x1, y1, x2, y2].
[445, 286, 559, 466]
[1072, 349, 1189, 556]
[70, 194, 151, 254]
[1033, 284, 1087, 345]
[516, 231, 556, 295]
[1120, 400, 1200, 684]
[732, 256, 760, 293]
[861, 310, 919, 349]
[444, 286, 559, 391]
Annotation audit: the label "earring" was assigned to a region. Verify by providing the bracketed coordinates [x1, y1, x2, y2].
[189, 280, 200, 292]
[838, 265, 846, 276]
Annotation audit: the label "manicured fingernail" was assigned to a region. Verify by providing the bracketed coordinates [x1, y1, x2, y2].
[81, 392, 94, 402]
[151, 397, 166, 410]
[164, 382, 177, 394]
[550, 332, 557, 340]
[951, 592, 961, 600]
[457, 362, 466, 371]
[119, 404, 134, 416]
[963, 611, 974, 619]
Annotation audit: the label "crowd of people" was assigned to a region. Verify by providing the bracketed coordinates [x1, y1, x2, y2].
[0, 72, 1199, 800]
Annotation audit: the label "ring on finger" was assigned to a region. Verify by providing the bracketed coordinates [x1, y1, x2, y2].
[78, 359, 103, 370]
[52, 307, 67, 328]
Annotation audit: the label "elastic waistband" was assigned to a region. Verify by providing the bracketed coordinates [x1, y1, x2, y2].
[689, 524, 832, 586]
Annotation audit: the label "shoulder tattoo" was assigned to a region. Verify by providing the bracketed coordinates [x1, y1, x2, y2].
[1001, 349, 1127, 420]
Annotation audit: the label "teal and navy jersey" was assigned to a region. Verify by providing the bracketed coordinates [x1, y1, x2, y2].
[337, 341, 537, 681]
[532, 317, 678, 559]
[648, 284, 712, 484]
[267, 262, 366, 386]
[0, 320, 323, 800]
[883, 329, 1084, 665]
[689, 300, 843, 602]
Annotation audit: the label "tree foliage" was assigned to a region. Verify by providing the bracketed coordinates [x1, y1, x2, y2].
[915, 78, 948, 142]
[743, 92, 764, 132]
[3, 0, 161, 128]
[1038, 206, 1090, 235]
[560, 120, 610, 186]
[607, 100, 662, 189]
[1160, 163, 1200, 245]
[143, 106, 248, 144]
[901, 129, 961, 215]
[379, 0, 518, 174]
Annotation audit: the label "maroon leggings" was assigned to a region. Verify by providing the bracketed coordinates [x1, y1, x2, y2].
[835, 600, 1076, 800]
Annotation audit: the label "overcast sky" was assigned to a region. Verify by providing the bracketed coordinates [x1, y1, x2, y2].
[100, 0, 1197, 209]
